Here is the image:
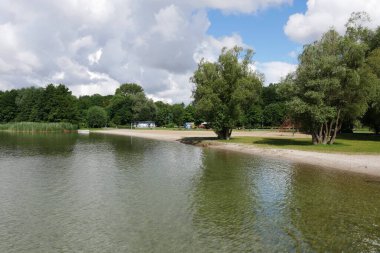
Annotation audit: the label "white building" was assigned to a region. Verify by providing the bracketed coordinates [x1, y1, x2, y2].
[184, 122, 195, 129]
[133, 121, 156, 128]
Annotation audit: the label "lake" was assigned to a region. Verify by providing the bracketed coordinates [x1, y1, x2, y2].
[0, 132, 379, 252]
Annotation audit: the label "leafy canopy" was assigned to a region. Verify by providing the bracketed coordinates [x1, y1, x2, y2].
[191, 46, 262, 139]
[283, 13, 375, 144]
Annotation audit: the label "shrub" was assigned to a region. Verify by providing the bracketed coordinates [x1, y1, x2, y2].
[87, 106, 108, 128]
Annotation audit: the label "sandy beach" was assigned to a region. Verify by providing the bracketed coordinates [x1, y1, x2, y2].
[94, 129, 380, 178]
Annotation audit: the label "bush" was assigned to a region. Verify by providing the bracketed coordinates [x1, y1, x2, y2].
[87, 106, 108, 128]
[165, 123, 177, 128]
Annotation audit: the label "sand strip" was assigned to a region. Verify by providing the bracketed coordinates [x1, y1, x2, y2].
[94, 129, 380, 178]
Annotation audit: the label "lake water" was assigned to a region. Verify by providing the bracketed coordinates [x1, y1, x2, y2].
[0, 132, 379, 252]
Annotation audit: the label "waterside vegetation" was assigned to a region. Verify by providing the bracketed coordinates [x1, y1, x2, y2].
[0, 122, 77, 132]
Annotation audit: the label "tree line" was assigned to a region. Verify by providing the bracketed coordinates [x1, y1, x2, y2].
[0, 81, 286, 130]
[0, 83, 193, 128]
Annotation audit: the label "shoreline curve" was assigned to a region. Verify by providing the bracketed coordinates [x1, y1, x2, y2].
[94, 129, 380, 178]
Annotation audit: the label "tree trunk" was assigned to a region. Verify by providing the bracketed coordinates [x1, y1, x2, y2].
[328, 109, 341, 145]
[374, 126, 380, 135]
[312, 133, 318, 145]
[322, 122, 329, 144]
[216, 128, 232, 140]
[312, 131, 321, 145]
[318, 125, 323, 143]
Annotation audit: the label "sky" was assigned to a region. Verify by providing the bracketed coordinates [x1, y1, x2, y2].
[1, 0, 380, 103]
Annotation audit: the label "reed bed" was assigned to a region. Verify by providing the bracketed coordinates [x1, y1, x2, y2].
[0, 122, 77, 132]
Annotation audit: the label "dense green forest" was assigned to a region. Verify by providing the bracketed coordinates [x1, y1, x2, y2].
[0, 13, 379, 142]
[0, 82, 284, 129]
[0, 83, 188, 128]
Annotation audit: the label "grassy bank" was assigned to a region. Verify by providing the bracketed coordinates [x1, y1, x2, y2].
[0, 122, 77, 132]
[221, 133, 380, 154]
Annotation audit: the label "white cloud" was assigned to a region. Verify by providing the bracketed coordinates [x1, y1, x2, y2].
[69, 36, 95, 54]
[152, 5, 186, 41]
[52, 72, 65, 81]
[88, 48, 103, 65]
[195, 0, 292, 14]
[0, 0, 291, 103]
[194, 34, 247, 63]
[0, 22, 41, 74]
[256, 61, 297, 84]
[284, 0, 380, 44]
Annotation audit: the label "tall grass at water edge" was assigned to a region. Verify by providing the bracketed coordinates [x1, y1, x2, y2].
[0, 122, 77, 132]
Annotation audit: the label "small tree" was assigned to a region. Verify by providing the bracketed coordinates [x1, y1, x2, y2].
[191, 46, 262, 139]
[87, 106, 108, 128]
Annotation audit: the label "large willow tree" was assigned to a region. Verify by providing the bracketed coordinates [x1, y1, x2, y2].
[285, 13, 375, 144]
[191, 46, 262, 139]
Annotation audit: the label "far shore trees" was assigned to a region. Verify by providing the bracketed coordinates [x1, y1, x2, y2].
[0, 84, 79, 124]
[191, 46, 263, 139]
[87, 106, 108, 128]
[108, 83, 157, 125]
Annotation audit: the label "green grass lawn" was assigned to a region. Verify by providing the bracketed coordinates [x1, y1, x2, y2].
[221, 133, 380, 154]
[353, 127, 373, 134]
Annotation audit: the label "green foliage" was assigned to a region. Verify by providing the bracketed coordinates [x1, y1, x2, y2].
[108, 94, 133, 125]
[0, 122, 77, 132]
[133, 96, 157, 122]
[263, 103, 286, 126]
[0, 84, 79, 125]
[262, 83, 285, 105]
[15, 87, 44, 122]
[0, 90, 18, 122]
[239, 104, 263, 128]
[260, 83, 288, 127]
[368, 27, 380, 51]
[154, 102, 195, 127]
[285, 14, 375, 144]
[108, 83, 157, 125]
[184, 104, 195, 123]
[87, 106, 108, 128]
[77, 94, 112, 124]
[171, 103, 185, 127]
[192, 46, 263, 139]
[155, 101, 172, 126]
[40, 84, 80, 123]
[362, 48, 380, 133]
[116, 83, 144, 96]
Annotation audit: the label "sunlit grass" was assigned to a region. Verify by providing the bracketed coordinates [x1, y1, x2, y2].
[221, 133, 380, 154]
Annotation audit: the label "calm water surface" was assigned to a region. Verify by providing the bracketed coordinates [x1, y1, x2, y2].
[0, 132, 379, 252]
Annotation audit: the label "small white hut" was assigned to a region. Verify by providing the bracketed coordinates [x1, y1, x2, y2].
[133, 121, 156, 128]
